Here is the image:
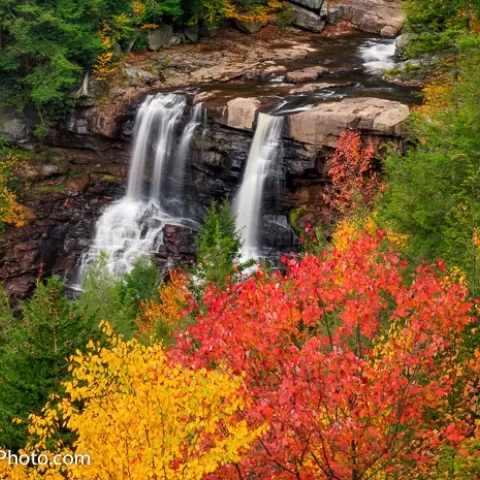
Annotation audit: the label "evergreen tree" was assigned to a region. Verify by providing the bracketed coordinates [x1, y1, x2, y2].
[0, 277, 98, 449]
[194, 201, 243, 287]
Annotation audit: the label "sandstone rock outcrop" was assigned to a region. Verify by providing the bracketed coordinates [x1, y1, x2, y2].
[226, 97, 261, 130]
[328, 0, 405, 36]
[286, 66, 329, 83]
[288, 97, 409, 147]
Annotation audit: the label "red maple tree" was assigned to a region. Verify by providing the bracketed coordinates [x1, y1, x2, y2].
[322, 130, 384, 222]
[173, 233, 477, 479]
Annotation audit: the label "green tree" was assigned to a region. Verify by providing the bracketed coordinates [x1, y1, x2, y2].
[194, 201, 243, 287]
[0, 277, 97, 449]
[379, 36, 480, 295]
[77, 253, 160, 338]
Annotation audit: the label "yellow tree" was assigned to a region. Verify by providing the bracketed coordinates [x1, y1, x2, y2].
[8, 321, 265, 480]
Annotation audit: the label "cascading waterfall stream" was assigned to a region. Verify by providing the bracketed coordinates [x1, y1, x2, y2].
[358, 38, 396, 74]
[77, 94, 200, 281]
[234, 113, 283, 261]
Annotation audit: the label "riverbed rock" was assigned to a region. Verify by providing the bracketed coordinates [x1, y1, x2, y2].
[148, 26, 173, 50]
[261, 65, 287, 81]
[289, 81, 354, 94]
[226, 97, 261, 130]
[288, 97, 409, 147]
[290, 4, 326, 32]
[286, 66, 329, 83]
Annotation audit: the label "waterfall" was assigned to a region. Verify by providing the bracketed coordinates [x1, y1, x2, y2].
[77, 94, 200, 280]
[358, 39, 396, 74]
[233, 113, 283, 261]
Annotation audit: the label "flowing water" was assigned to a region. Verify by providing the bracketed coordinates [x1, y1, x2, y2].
[358, 38, 396, 74]
[233, 113, 284, 261]
[77, 94, 200, 281]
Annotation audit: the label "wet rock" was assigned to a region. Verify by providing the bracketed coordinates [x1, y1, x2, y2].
[286, 66, 329, 83]
[290, 4, 326, 32]
[233, 19, 266, 34]
[260, 65, 287, 81]
[288, 97, 409, 147]
[395, 33, 413, 58]
[288, 81, 354, 94]
[148, 26, 173, 50]
[226, 97, 261, 130]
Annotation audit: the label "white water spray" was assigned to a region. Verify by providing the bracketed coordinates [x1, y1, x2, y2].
[358, 39, 396, 74]
[234, 113, 283, 261]
[78, 94, 200, 280]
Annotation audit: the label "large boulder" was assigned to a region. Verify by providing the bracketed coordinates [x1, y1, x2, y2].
[340, 0, 405, 36]
[147, 25, 173, 50]
[124, 66, 156, 87]
[288, 97, 409, 147]
[184, 24, 199, 43]
[290, 4, 326, 32]
[226, 97, 261, 130]
[233, 19, 266, 34]
[0, 108, 36, 149]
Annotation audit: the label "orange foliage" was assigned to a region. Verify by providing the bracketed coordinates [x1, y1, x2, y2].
[136, 269, 188, 335]
[413, 71, 455, 116]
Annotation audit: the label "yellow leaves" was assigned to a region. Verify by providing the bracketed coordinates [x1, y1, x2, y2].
[332, 213, 408, 254]
[413, 72, 454, 116]
[229, 0, 282, 22]
[93, 21, 118, 81]
[0, 151, 29, 228]
[132, 0, 146, 16]
[13, 324, 263, 479]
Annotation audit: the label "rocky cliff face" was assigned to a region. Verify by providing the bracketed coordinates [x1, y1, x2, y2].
[0, 91, 409, 299]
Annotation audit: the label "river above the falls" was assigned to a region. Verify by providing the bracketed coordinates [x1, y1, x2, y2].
[177, 33, 419, 114]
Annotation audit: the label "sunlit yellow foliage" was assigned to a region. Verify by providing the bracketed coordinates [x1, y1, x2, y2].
[93, 21, 117, 81]
[332, 213, 408, 253]
[413, 72, 455, 116]
[137, 269, 188, 334]
[230, 0, 282, 22]
[10, 322, 264, 479]
[0, 151, 29, 228]
[132, 0, 146, 16]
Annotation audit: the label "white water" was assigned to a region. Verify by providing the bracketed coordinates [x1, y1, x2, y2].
[358, 39, 396, 74]
[78, 94, 200, 280]
[233, 113, 283, 261]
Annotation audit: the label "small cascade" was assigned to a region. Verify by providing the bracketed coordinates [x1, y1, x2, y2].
[233, 113, 283, 261]
[358, 38, 396, 74]
[77, 94, 200, 280]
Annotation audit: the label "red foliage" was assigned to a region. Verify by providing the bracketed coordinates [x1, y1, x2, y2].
[322, 130, 384, 222]
[173, 233, 477, 479]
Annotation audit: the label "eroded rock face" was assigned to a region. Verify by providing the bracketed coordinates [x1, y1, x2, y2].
[1, 92, 410, 300]
[288, 97, 409, 147]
